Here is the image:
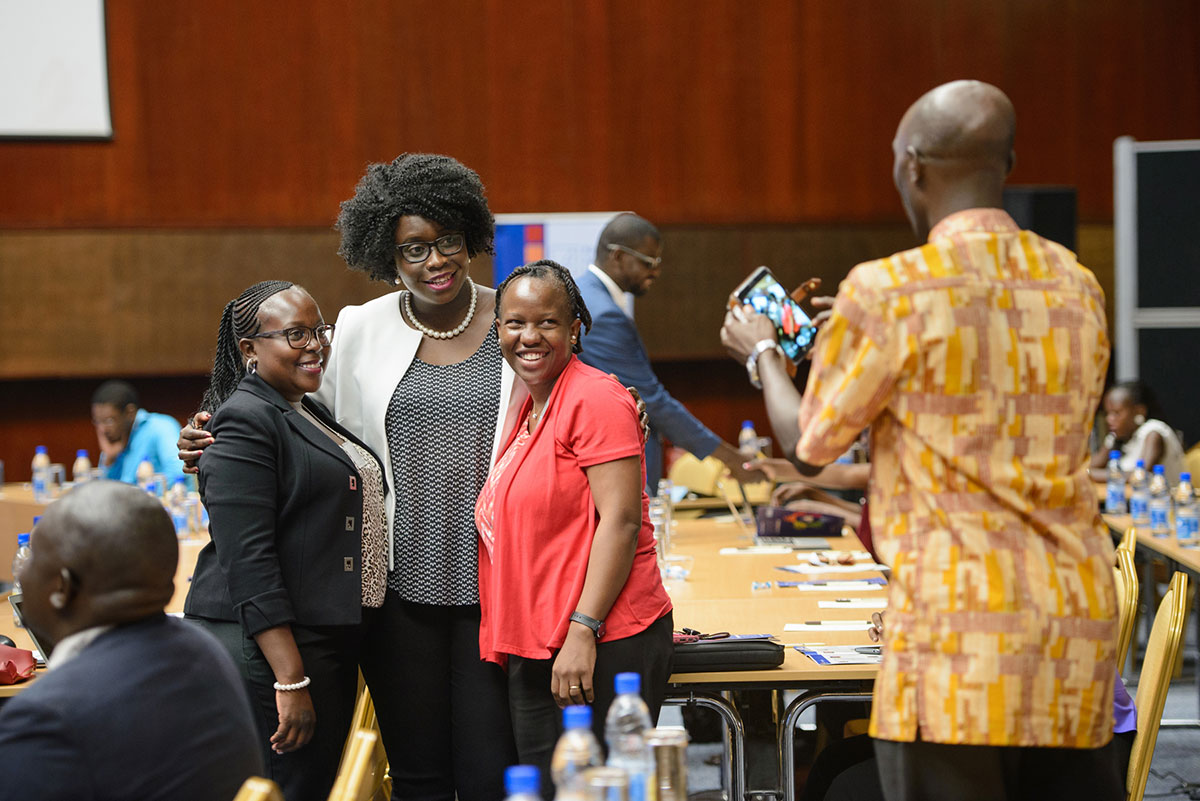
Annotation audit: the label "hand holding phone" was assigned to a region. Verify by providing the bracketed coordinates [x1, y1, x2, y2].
[729, 267, 818, 361]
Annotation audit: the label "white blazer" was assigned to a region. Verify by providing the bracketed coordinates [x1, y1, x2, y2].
[312, 290, 527, 570]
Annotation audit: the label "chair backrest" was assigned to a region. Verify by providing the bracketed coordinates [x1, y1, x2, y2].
[1126, 571, 1190, 801]
[1119, 525, 1137, 554]
[329, 729, 386, 801]
[1114, 547, 1139, 669]
[232, 777, 284, 801]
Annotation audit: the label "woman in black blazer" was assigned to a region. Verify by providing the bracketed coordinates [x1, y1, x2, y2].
[185, 280, 388, 801]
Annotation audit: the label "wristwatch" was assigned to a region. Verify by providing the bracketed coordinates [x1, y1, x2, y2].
[569, 611, 605, 639]
[745, 338, 786, 389]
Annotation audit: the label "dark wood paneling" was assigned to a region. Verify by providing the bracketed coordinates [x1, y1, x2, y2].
[0, 1, 1197, 228]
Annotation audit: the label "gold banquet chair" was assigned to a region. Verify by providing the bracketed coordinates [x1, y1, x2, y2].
[330, 679, 392, 801]
[329, 729, 386, 801]
[232, 777, 284, 801]
[1126, 571, 1190, 801]
[1118, 525, 1137, 554]
[1113, 546, 1139, 670]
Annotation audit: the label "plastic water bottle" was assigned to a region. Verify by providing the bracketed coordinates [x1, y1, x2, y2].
[71, 449, 92, 484]
[504, 765, 542, 801]
[1148, 464, 1172, 537]
[136, 458, 155, 491]
[1174, 473, 1198, 544]
[605, 672, 654, 801]
[12, 532, 32, 626]
[738, 420, 758, 459]
[1129, 459, 1150, 527]
[1104, 450, 1126, 514]
[167, 478, 190, 536]
[551, 706, 602, 798]
[31, 446, 50, 502]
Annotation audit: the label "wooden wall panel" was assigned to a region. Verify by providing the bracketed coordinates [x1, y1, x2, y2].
[0, 0, 1197, 229]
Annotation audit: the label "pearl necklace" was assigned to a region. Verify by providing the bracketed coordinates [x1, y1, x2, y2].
[402, 279, 477, 340]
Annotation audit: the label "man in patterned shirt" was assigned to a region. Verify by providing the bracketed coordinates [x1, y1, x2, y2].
[722, 81, 1119, 800]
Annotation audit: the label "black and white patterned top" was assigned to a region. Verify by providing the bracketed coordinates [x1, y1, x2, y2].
[385, 327, 502, 605]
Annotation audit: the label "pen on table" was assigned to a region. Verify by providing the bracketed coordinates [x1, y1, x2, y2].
[854, 646, 882, 655]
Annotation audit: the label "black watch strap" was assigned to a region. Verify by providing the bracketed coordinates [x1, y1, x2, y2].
[569, 611, 604, 639]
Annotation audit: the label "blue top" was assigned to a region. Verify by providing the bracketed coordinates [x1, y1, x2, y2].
[102, 409, 188, 486]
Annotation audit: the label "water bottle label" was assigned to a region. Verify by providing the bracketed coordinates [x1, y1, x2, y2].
[1105, 485, 1125, 513]
[1130, 497, 1148, 520]
[1179, 516, 1198, 541]
[1150, 507, 1168, 532]
[627, 771, 647, 801]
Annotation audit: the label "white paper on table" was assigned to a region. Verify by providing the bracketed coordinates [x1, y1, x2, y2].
[797, 645, 882, 665]
[817, 599, 888, 609]
[787, 582, 886, 592]
[784, 562, 890, 574]
[806, 550, 873, 565]
[784, 621, 874, 631]
[720, 546, 794, 555]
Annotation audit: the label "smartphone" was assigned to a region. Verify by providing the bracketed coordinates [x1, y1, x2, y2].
[732, 266, 818, 361]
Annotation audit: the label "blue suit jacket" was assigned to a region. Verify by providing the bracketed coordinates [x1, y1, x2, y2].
[0, 615, 262, 801]
[576, 268, 721, 489]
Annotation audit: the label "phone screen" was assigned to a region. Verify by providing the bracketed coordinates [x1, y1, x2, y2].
[734, 267, 817, 361]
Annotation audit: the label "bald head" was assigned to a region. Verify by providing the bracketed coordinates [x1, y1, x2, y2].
[892, 80, 1016, 240]
[22, 481, 178, 650]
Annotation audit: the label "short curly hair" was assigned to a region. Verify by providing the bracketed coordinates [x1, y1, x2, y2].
[335, 153, 495, 282]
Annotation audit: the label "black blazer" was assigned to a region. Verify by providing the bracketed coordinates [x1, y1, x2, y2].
[0, 615, 263, 801]
[184, 374, 387, 634]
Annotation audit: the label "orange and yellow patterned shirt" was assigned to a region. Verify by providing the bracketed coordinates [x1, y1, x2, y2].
[796, 209, 1116, 747]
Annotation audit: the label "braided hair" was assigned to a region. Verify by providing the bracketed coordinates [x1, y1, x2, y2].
[335, 153, 495, 282]
[200, 280, 295, 412]
[494, 260, 592, 355]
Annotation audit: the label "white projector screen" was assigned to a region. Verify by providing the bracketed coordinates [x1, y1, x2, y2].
[0, 0, 112, 139]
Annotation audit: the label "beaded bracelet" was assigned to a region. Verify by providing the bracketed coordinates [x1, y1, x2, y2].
[273, 676, 312, 692]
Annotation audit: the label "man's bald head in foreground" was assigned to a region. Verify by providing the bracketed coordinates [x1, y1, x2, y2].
[892, 80, 1017, 241]
[19, 480, 178, 653]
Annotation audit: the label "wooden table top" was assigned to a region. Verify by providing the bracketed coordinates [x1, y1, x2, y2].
[664, 517, 882, 685]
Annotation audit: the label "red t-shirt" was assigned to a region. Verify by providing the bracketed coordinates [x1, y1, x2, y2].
[474, 357, 673, 665]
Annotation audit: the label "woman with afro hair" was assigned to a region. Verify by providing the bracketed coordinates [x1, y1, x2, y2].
[185, 154, 523, 801]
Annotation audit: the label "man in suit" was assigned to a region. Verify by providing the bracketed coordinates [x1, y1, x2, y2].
[0, 480, 262, 801]
[577, 213, 761, 491]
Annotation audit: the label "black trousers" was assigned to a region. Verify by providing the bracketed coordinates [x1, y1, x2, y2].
[507, 611, 675, 800]
[872, 734, 1128, 801]
[187, 616, 361, 801]
[359, 593, 516, 801]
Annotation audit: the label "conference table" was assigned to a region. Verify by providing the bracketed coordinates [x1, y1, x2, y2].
[662, 517, 881, 801]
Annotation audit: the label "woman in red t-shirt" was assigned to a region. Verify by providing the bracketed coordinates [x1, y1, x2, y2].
[475, 259, 674, 790]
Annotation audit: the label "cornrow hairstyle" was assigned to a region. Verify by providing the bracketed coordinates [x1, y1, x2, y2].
[200, 280, 295, 412]
[494, 259, 592, 355]
[335, 153, 495, 282]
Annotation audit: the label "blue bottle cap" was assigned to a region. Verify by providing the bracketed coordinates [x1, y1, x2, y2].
[1182, 473, 1191, 483]
[505, 765, 540, 795]
[32, 516, 41, 526]
[76, 449, 88, 458]
[1108, 450, 1121, 459]
[173, 477, 187, 486]
[35, 445, 47, 454]
[562, 705, 592, 730]
[1153, 464, 1165, 474]
[1136, 459, 1146, 468]
[615, 671, 641, 695]
[741, 420, 754, 429]
[17, 532, 30, 547]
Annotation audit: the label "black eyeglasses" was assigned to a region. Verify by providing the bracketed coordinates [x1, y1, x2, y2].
[396, 232, 466, 264]
[607, 243, 662, 269]
[248, 324, 335, 349]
